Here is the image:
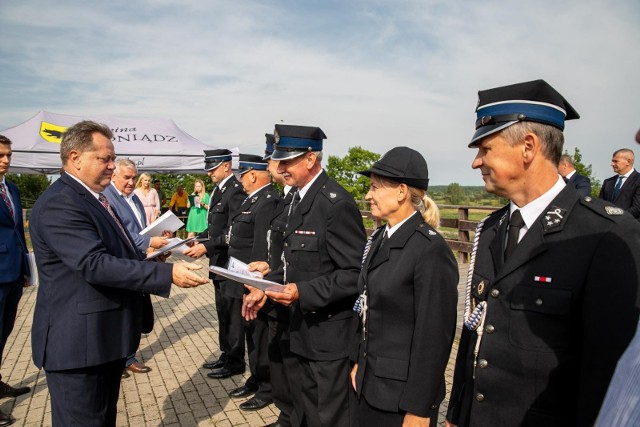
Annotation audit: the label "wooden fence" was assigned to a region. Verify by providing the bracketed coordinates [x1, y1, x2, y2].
[359, 203, 499, 263]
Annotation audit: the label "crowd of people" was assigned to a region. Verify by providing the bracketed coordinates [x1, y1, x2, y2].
[0, 78, 639, 427]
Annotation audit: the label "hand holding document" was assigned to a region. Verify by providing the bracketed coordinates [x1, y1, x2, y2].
[210, 257, 286, 292]
[140, 210, 184, 237]
[146, 236, 209, 260]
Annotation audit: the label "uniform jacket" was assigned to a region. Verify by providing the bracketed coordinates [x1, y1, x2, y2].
[222, 184, 280, 298]
[567, 172, 591, 198]
[30, 173, 173, 371]
[278, 171, 366, 361]
[599, 170, 640, 219]
[103, 183, 149, 254]
[447, 185, 640, 427]
[353, 213, 458, 417]
[0, 179, 29, 283]
[198, 176, 245, 280]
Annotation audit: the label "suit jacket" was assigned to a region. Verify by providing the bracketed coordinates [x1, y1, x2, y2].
[0, 179, 29, 283]
[567, 172, 591, 198]
[447, 185, 640, 427]
[30, 173, 173, 371]
[277, 171, 366, 361]
[198, 176, 245, 281]
[221, 184, 280, 298]
[103, 183, 149, 254]
[599, 170, 640, 219]
[353, 214, 458, 417]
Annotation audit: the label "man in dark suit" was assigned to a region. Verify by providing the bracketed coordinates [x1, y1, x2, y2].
[445, 80, 640, 427]
[223, 154, 280, 411]
[30, 120, 208, 426]
[262, 124, 367, 427]
[104, 159, 170, 377]
[599, 148, 640, 219]
[184, 149, 245, 378]
[558, 154, 591, 197]
[0, 135, 32, 427]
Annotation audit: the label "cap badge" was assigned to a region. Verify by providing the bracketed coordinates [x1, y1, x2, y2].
[605, 206, 624, 215]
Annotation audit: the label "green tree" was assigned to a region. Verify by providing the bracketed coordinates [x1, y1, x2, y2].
[444, 182, 466, 205]
[5, 173, 51, 208]
[564, 147, 601, 196]
[326, 146, 380, 202]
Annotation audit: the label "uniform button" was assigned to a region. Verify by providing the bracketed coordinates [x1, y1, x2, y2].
[535, 298, 543, 306]
[284, 243, 288, 247]
[430, 404, 437, 410]
[478, 359, 488, 369]
[490, 289, 500, 298]
[475, 393, 485, 402]
[301, 243, 305, 248]
[327, 314, 332, 319]
[363, 352, 367, 358]
[485, 324, 495, 334]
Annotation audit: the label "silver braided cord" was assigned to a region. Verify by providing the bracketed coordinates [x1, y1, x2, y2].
[463, 217, 487, 330]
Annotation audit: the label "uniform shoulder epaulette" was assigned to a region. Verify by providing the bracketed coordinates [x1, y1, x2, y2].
[319, 183, 348, 204]
[579, 196, 627, 222]
[415, 222, 438, 240]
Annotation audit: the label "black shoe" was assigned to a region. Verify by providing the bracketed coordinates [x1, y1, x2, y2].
[264, 423, 284, 427]
[0, 381, 30, 399]
[202, 359, 225, 370]
[0, 409, 13, 426]
[207, 367, 244, 379]
[229, 385, 258, 398]
[121, 370, 130, 379]
[239, 396, 272, 411]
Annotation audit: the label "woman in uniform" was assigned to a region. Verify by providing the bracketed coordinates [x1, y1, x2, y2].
[351, 146, 458, 427]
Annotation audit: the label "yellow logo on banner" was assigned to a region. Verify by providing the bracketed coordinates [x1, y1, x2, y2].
[40, 121, 68, 144]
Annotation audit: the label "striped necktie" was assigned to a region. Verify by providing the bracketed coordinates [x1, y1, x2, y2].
[98, 193, 136, 251]
[0, 183, 14, 222]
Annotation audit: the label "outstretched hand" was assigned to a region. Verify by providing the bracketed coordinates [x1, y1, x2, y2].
[172, 262, 208, 288]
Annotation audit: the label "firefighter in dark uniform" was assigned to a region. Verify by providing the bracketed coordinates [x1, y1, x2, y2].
[241, 134, 297, 427]
[445, 80, 640, 427]
[223, 154, 280, 410]
[184, 149, 245, 378]
[258, 124, 367, 427]
[351, 147, 459, 427]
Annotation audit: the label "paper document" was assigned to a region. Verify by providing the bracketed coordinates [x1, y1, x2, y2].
[210, 257, 286, 292]
[140, 210, 184, 237]
[146, 236, 206, 260]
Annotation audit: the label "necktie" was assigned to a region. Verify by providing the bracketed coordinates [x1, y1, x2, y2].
[0, 183, 14, 221]
[562, 176, 569, 184]
[98, 193, 135, 251]
[612, 175, 625, 201]
[504, 209, 524, 261]
[291, 190, 301, 214]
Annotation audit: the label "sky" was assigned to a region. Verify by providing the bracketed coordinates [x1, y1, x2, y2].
[1, 0, 639, 185]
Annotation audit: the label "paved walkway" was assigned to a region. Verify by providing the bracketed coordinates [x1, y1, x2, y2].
[2, 257, 467, 426]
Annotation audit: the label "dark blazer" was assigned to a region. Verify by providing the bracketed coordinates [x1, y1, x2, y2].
[198, 176, 245, 280]
[353, 213, 458, 417]
[222, 184, 280, 298]
[30, 173, 173, 371]
[278, 171, 366, 361]
[447, 185, 640, 427]
[0, 179, 29, 283]
[103, 183, 149, 253]
[599, 170, 640, 219]
[567, 172, 591, 198]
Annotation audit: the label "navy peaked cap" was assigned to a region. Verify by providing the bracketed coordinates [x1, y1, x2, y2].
[204, 149, 233, 171]
[238, 153, 268, 176]
[271, 124, 327, 161]
[470, 79, 579, 147]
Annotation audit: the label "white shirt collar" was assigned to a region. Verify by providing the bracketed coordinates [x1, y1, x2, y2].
[217, 174, 233, 190]
[248, 183, 270, 198]
[66, 172, 101, 200]
[620, 168, 635, 179]
[385, 211, 418, 238]
[298, 169, 323, 201]
[510, 176, 566, 238]
[565, 170, 576, 180]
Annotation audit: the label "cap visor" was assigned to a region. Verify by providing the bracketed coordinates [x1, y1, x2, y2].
[469, 121, 517, 147]
[271, 150, 307, 161]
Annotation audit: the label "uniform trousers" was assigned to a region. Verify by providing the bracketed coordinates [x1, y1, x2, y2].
[355, 391, 440, 427]
[268, 308, 294, 426]
[218, 291, 246, 372]
[296, 356, 353, 427]
[0, 278, 23, 369]
[212, 281, 228, 364]
[246, 311, 272, 400]
[46, 358, 126, 427]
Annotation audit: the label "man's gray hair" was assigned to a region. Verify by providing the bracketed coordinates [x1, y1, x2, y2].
[60, 121, 113, 164]
[613, 148, 635, 165]
[114, 158, 137, 175]
[501, 122, 564, 166]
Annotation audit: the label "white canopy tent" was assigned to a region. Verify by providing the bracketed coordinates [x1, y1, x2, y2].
[1, 111, 226, 174]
